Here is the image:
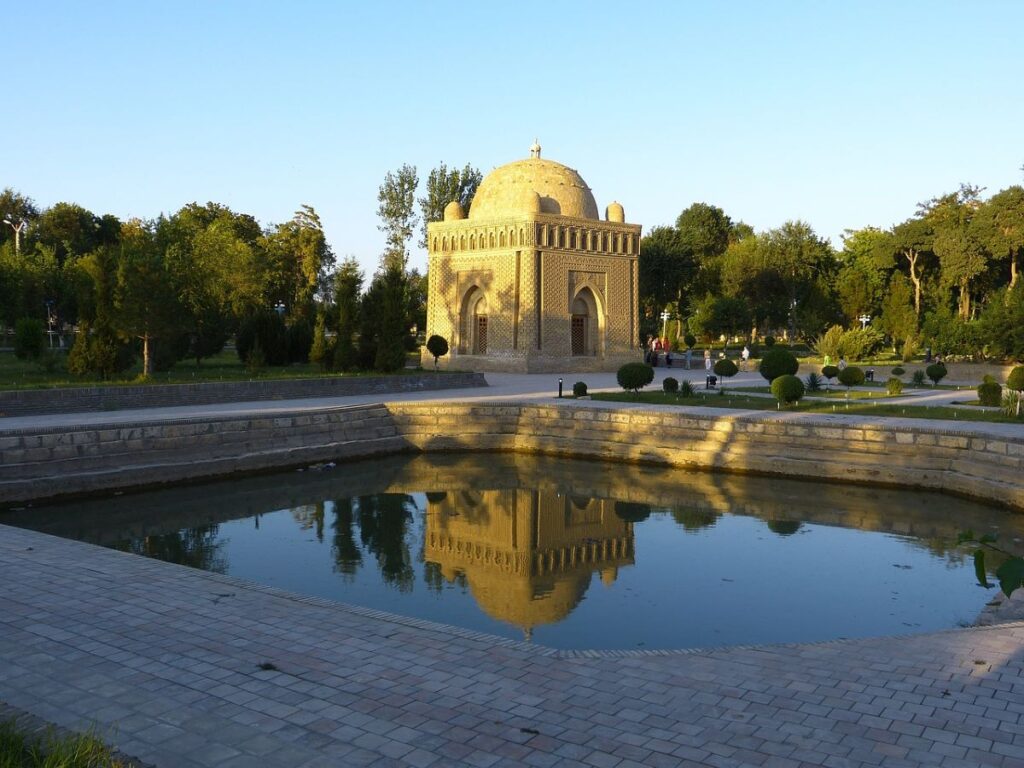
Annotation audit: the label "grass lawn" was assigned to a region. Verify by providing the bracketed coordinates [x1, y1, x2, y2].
[592, 390, 1022, 424]
[731, 385, 893, 400]
[0, 719, 128, 767]
[0, 349, 428, 391]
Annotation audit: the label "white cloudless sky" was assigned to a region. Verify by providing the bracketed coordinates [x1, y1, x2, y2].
[4, 1, 1023, 277]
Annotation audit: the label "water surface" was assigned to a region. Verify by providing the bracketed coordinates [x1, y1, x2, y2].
[5, 454, 1020, 650]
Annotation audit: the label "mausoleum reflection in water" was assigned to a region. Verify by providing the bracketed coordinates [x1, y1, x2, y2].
[424, 488, 634, 639]
[5, 453, 1022, 650]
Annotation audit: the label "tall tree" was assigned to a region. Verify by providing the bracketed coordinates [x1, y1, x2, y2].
[884, 217, 935, 318]
[377, 165, 419, 271]
[333, 257, 363, 371]
[759, 221, 837, 340]
[878, 272, 918, 357]
[924, 185, 988, 320]
[114, 219, 180, 376]
[975, 186, 1024, 290]
[417, 163, 482, 248]
[835, 227, 890, 323]
[260, 205, 334, 319]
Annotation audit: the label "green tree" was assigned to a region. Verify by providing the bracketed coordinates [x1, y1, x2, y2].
[114, 219, 181, 376]
[260, 205, 334, 319]
[417, 162, 482, 248]
[377, 164, 419, 271]
[878, 273, 918, 357]
[924, 185, 988, 320]
[373, 264, 410, 372]
[884, 217, 935, 317]
[758, 221, 837, 340]
[334, 257, 363, 371]
[835, 227, 890, 323]
[975, 186, 1024, 291]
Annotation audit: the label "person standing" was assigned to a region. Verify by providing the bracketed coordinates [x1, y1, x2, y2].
[685, 348, 692, 370]
[741, 345, 750, 371]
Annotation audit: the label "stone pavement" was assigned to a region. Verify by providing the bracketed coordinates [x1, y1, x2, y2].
[3, 369, 1024, 767]
[2, 524, 1024, 768]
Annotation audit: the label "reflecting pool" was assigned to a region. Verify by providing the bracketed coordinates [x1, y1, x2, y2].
[4, 453, 1022, 650]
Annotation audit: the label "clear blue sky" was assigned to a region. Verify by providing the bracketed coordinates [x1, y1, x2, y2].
[5, 1, 1023, 277]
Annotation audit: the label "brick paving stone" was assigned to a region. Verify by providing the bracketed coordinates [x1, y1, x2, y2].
[2, 525, 1024, 768]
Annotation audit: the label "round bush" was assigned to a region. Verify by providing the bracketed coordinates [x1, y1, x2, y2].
[572, 381, 588, 397]
[714, 358, 738, 378]
[1006, 366, 1024, 392]
[891, 366, 906, 377]
[758, 348, 798, 382]
[617, 362, 655, 393]
[764, 336, 776, 347]
[977, 380, 1002, 407]
[838, 365, 865, 388]
[821, 365, 839, 381]
[683, 333, 696, 349]
[886, 376, 903, 395]
[770, 374, 805, 404]
[426, 334, 449, 364]
[925, 362, 947, 385]
[663, 376, 679, 393]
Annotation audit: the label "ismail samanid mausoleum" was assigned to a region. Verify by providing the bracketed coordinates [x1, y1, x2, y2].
[423, 143, 641, 372]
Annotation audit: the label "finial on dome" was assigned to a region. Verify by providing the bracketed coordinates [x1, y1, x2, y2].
[529, 139, 541, 159]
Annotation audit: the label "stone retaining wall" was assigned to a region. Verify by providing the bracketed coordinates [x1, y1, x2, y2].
[0, 371, 486, 417]
[2, 402, 1022, 510]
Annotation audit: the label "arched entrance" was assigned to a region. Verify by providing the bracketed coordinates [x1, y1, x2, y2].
[570, 287, 600, 356]
[460, 287, 488, 355]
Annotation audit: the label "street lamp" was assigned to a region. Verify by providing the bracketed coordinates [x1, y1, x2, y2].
[3, 217, 28, 256]
[660, 310, 671, 339]
[273, 301, 286, 318]
[858, 314, 871, 329]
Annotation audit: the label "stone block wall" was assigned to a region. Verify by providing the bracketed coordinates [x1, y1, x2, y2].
[2, 401, 1021, 511]
[0, 372, 485, 417]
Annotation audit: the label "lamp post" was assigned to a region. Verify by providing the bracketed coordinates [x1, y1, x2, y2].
[273, 301, 286, 318]
[858, 314, 871, 329]
[3, 217, 28, 256]
[660, 310, 671, 339]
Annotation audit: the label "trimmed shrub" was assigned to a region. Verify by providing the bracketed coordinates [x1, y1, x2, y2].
[617, 362, 654, 394]
[1006, 365, 1024, 393]
[679, 379, 695, 398]
[925, 362, 947, 385]
[426, 334, 449, 369]
[804, 372, 822, 392]
[758, 347, 798, 382]
[977, 378, 1002, 407]
[14, 318, 46, 360]
[838, 365, 865, 388]
[821, 365, 839, 382]
[663, 376, 679, 393]
[891, 366, 906, 377]
[764, 335, 776, 347]
[771, 374, 805, 405]
[714, 358, 738, 379]
[886, 377, 903, 395]
[683, 333, 696, 349]
[911, 369, 926, 387]
[573, 381, 588, 397]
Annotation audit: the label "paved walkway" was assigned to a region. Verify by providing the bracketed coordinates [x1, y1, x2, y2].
[3, 525, 1024, 768]
[3, 371, 1024, 767]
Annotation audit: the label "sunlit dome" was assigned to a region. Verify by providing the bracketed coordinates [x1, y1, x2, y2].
[469, 146, 600, 221]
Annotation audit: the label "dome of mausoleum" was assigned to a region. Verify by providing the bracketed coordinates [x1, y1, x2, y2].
[443, 200, 466, 221]
[469, 144, 600, 221]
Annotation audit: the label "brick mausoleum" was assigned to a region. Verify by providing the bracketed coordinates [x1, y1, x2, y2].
[423, 142, 641, 372]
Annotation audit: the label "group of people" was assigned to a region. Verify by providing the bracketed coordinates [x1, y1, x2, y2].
[644, 338, 752, 372]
